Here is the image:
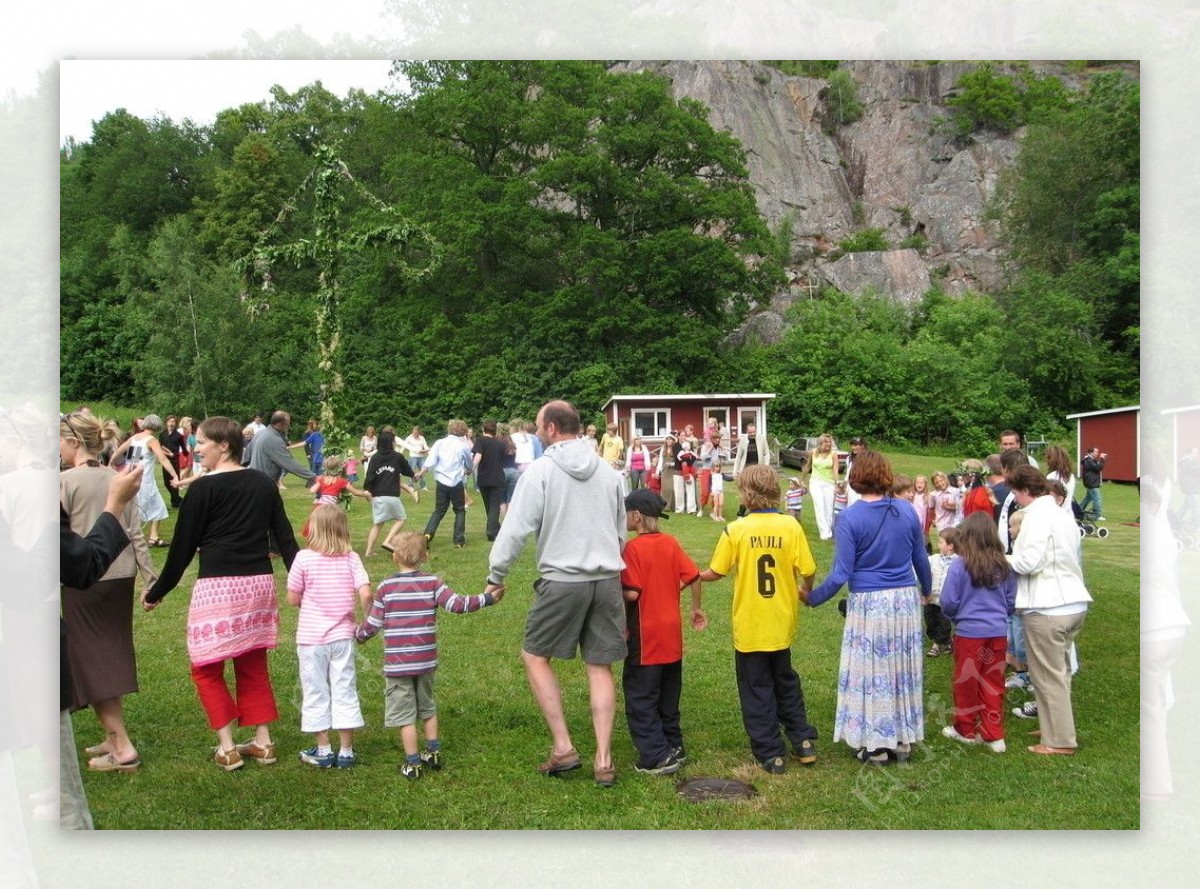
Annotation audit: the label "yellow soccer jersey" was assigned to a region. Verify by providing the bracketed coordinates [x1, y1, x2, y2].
[708, 510, 817, 653]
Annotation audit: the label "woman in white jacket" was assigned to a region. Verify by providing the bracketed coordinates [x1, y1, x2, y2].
[1007, 466, 1093, 756]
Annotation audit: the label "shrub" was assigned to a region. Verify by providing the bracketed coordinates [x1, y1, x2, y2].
[947, 62, 1023, 135]
[821, 69, 864, 128]
[900, 233, 928, 251]
[838, 227, 889, 254]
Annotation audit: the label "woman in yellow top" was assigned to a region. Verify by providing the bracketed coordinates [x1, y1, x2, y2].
[807, 434, 840, 540]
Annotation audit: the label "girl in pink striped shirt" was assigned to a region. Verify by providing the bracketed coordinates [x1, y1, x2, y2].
[286, 504, 373, 768]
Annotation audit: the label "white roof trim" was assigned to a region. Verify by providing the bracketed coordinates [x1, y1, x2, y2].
[1065, 405, 1140, 420]
[1161, 405, 1200, 416]
[604, 393, 776, 404]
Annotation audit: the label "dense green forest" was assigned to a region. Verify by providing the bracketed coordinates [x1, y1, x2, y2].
[60, 61, 1139, 452]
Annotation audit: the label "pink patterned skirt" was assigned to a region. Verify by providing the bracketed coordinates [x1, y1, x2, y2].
[187, 574, 280, 667]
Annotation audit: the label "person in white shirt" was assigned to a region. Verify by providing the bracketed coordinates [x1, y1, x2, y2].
[403, 426, 430, 491]
[415, 420, 473, 548]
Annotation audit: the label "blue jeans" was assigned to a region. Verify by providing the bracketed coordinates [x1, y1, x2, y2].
[410, 456, 427, 488]
[1079, 485, 1103, 517]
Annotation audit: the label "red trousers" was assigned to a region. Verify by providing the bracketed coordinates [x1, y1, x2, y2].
[951, 635, 1007, 742]
[698, 469, 712, 507]
[190, 647, 279, 731]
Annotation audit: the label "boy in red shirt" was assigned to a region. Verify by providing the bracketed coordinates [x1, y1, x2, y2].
[620, 490, 707, 774]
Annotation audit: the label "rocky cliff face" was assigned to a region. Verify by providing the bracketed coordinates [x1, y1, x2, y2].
[614, 60, 1043, 340]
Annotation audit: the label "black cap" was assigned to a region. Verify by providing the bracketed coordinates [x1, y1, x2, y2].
[625, 489, 669, 519]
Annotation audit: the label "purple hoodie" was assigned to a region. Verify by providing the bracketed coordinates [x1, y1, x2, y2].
[937, 559, 1017, 638]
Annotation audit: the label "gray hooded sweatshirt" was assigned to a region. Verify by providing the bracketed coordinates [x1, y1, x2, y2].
[487, 436, 626, 584]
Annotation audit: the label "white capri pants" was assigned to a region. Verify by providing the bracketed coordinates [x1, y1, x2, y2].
[297, 639, 365, 732]
[810, 477, 836, 540]
[673, 474, 697, 513]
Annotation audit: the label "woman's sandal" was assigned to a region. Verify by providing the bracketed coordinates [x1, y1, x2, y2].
[84, 742, 111, 756]
[1027, 744, 1075, 756]
[88, 752, 141, 773]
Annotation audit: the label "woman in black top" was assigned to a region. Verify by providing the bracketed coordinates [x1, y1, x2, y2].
[143, 417, 299, 772]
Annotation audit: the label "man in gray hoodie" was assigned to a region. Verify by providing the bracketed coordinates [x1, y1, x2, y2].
[486, 400, 627, 787]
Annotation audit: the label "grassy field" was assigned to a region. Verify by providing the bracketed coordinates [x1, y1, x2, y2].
[69, 451, 1140, 829]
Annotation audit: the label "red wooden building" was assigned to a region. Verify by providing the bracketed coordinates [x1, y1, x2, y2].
[600, 393, 777, 447]
[1066, 405, 1140, 483]
[1162, 404, 1200, 469]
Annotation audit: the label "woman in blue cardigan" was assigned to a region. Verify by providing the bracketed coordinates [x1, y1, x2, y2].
[806, 450, 932, 765]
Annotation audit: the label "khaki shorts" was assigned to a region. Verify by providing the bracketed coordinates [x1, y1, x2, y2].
[384, 672, 436, 727]
[522, 577, 626, 664]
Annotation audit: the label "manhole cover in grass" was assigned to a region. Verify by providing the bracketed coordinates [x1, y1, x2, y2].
[677, 777, 758, 802]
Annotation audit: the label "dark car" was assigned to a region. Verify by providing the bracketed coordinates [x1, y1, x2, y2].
[778, 437, 850, 475]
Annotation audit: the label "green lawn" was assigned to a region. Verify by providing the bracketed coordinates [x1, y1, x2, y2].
[71, 454, 1140, 829]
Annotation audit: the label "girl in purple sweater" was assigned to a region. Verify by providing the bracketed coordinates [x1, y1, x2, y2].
[938, 512, 1017, 752]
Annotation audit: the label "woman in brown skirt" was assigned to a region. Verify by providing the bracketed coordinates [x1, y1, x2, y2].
[59, 411, 158, 772]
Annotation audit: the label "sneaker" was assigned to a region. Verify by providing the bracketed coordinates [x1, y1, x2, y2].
[400, 760, 424, 780]
[980, 737, 1007, 753]
[926, 643, 948, 658]
[1004, 673, 1031, 690]
[854, 747, 893, 765]
[1096, 516, 1107, 521]
[941, 725, 979, 746]
[336, 752, 357, 769]
[793, 739, 817, 765]
[634, 754, 682, 776]
[670, 746, 688, 765]
[537, 746, 582, 776]
[214, 746, 244, 772]
[299, 747, 336, 768]
[420, 748, 442, 771]
[236, 739, 277, 765]
[761, 755, 787, 774]
[1012, 701, 1039, 720]
[594, 764, 617, 787]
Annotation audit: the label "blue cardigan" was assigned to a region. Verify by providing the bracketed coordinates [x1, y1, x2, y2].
[809, 497, 932, 606]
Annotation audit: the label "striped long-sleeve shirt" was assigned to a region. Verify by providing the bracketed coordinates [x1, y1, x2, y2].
[356, 570, 495, 676]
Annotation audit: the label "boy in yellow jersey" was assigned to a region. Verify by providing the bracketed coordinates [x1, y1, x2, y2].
[698, 464, 819, 774]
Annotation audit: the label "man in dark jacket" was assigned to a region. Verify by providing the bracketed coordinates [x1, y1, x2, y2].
[1079, 446, 1108, 520]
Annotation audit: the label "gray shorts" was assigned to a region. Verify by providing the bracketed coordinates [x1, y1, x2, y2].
[523, 577, 627, 664]
[372, 496, 406, 524]
[384, 672, 436, 727]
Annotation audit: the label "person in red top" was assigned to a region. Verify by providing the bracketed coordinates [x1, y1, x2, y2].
[620, 490, 707, 775]
[301, 454, 371, 538]
[960, 462, 996, 520]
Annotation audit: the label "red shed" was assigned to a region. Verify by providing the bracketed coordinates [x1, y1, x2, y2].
[1066, 406, 1140, 483]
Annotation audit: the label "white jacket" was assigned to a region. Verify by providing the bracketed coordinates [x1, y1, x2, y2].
[1007, 494, 1093, 612]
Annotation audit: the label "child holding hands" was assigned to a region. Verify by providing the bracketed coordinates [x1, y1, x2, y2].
[698, 464, 819, 774]
[620, 490, 707, 775]
[356, 531, 503, 778]
[302, 454, 371, 538]
[937, 512, 1017, 751]
[287, 504, 374, 768]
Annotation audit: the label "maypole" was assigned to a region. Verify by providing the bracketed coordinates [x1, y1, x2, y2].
[239, 142, 441, 443]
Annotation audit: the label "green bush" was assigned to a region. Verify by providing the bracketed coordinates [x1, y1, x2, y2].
[947, 62, 1023, 135]
[821, 69, 864, 128]
[838, 227, 888, 253]
[763, 60, 841, 78]
[899, 233, 928, 251]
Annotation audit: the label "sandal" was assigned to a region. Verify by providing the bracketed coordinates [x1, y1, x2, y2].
[84, 742, 111, 756]
[149, 538, 170, 548]
[854, 747, 895, 765]
[88, 752, 140, 773]
[1027, 744, 1075, 756]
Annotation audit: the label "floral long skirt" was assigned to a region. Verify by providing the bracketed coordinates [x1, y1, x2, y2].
[833, 585, 925, 750]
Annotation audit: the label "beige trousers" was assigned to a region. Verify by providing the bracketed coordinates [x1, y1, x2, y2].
[1022, 610, 1087, 749]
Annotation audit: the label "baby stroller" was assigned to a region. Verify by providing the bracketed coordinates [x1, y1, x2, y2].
[1167, 506, 1200, 551]
[1074, 501, 1109, 539]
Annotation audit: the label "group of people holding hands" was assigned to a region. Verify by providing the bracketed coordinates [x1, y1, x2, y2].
[61, 400, 1092, 824]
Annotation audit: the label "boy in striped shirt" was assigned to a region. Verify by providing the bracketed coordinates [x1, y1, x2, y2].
[356, 531, 504, 778]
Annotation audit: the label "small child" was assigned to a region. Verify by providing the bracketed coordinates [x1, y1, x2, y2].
[698, 464, 819, 774]
[785, 477, 807, 523]
[924, 527, 958, 657]
[912, 475, 933, 552]
[620, 490, 707, 774]
[937, 511, 1017, 752]
[674, 439, 699, 515]
[303, 454, 371, 537]
[345, 455, 359, 484]
[709, 457, 727, 522]
[356, 531, 503, 778]
[832, 480, 849, 526]
[1004, 508, 1033, 694]
[286, 504, 373, 768]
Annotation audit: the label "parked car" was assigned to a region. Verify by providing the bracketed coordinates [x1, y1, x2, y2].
[778, 437, 850, 475]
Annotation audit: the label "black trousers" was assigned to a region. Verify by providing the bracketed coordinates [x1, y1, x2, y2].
[424, 481, 466, 545]
[924, 603, 953, 646]
[163, 458, 182, 507]
[734, 648, 817, 762]
[478, 483, 505, 541]
[622, 658, 683, 768]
